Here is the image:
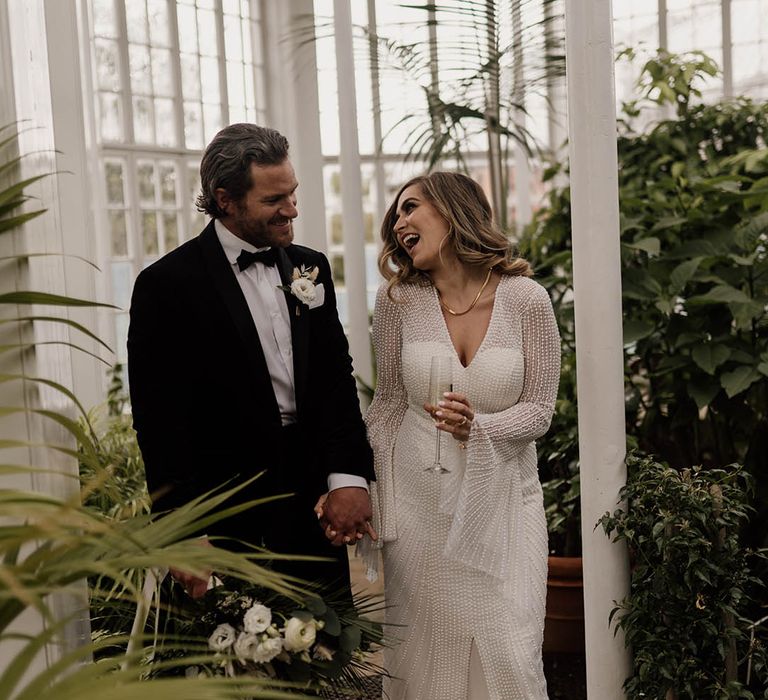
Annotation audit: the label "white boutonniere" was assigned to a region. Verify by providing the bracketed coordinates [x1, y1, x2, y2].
[278, 265, 319, 306]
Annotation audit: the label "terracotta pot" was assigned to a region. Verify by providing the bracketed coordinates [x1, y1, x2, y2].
[543, 555, 585, 654]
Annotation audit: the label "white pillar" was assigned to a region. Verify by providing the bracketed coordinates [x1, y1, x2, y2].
[1, 0, 98, 673]
[261, 0, 328, 253]
[564, 1, 632, 698]
[331, 0, 372, 388]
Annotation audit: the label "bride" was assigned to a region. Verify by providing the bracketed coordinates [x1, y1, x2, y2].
[362, 171, 560, 699]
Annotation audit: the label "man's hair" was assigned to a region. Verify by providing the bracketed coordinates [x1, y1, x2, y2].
[196, 123, 290, 218]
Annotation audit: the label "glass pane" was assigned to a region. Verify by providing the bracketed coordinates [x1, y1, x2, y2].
[224, 14, 243, 60]
[142, 211, 159, 255]
[187, 161, 201, 203]
[228, 104, 245, 124]
[226, 61, 244, 107]
[242, 19, 252, 60]
[223, 0, 239, 13]
[159, 163, 176, 205]
[163, 213, 179, 250]
[155, 98, 176, 146]
[126, 0, 148, 44]
[180, 53, 202, 100]
[200, 56, 220, 101]
[151, 48, 173, 96]
[95, 38, 121, 91]
[111, 261, 133, 310]
[92, 0, 118, 38]
[246, 0, 257, 21]
[177, 3, 198, 53]
[202, 102, 222, 142]
[129, 44, 152, 95]
[133, 96, 154, 143]
[104, 160, 124, 204]
[99, 92, 123, 141]
[197, 9, 218, 56]
[137, 162, 156, 205]
[147, 0, 170, 46]
[244, 63, 255, 108]
[109, 210, 128, 256]
[114, 313, 129, 363]
[184, 101, 204, 149]
[197, 0, 215, 10]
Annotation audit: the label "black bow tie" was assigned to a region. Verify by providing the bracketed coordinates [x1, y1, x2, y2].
[236, 247, 279, 271]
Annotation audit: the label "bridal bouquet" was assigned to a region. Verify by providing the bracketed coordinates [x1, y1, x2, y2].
[154, 575, 385, 693]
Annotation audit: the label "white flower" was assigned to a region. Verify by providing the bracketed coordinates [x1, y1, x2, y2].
[279, 265, 319, 306]
[208, 623, 237, 651]
[282, 616, 317, 652]
[243, 603, 272, 634]
[290, 277, 316, 305]
[233, 631, 260, 660]
[251, 636, 283, 663]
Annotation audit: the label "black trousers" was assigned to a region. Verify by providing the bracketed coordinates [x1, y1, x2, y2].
[210, 422, 351, 597]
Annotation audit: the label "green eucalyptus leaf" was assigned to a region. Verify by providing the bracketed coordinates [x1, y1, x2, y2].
[623, 319, 656, 345]
[691, 345, 731, 375]
[687, 285, 752, 306]
[720, 366, 762, 398]
[339, 625, 361, 654]
[669, 258, 702, 292]
[687, 380, 720, 409]
[624, 237, 661, 256]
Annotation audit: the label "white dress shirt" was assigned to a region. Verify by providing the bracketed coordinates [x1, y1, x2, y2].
[214, 220, 367, 493]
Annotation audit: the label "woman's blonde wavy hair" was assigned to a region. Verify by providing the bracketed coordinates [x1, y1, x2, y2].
[378, 171, 532, 291]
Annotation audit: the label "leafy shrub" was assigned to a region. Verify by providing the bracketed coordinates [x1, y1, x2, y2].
[599, 454, 768, 699]
[522, 49, 768, 555]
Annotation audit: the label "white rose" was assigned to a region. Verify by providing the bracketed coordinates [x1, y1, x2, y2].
[208, 623, 237, 651]
[282, 616, 317, 652]
[290, 277, 316, 305]
[233, 631, 260, 660]
[243, 603, 272, 634]
[251, 636, 283, 663]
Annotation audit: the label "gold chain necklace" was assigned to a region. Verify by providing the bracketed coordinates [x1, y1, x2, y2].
[437, 267, 494, 317]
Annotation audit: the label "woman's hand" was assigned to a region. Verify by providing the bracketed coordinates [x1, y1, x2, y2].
[424, 390, 474, 447]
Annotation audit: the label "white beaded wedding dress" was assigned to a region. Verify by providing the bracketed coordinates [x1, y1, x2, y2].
[363, 274, 560, 700]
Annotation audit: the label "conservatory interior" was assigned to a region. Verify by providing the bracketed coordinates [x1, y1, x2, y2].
[1, 1, 767, 698]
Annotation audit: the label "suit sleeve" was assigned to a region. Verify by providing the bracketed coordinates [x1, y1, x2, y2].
[127, 266, 195, 512]
[309, 252, 375, 482]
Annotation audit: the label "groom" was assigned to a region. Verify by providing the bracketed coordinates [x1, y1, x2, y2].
[127, 123, 375, 596]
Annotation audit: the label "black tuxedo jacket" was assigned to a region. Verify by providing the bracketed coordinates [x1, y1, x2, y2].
[127, 221, 374, 545]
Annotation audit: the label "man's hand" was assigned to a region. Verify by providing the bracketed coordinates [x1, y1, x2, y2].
[169, 537, 212, 599]
[315, 487, 378, 546]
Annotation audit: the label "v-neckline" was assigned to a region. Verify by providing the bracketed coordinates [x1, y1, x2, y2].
[432, 275, 502, 369]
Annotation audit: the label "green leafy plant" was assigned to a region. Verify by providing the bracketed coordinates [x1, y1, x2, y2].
[520, 49, 768, 556]
[598, 453, 768, 699]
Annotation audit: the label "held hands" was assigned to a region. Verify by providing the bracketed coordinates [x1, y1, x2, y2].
[424, 390, 474, 448]
[169, 537, 213, 599]
[314, 487, 378, 546]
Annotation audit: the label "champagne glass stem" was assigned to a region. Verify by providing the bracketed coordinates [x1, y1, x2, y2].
[434, 426, 441, 469]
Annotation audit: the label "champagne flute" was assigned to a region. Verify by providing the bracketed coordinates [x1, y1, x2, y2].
[426, 356, 453, 473]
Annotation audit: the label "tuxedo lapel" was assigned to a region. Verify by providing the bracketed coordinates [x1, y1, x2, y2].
[278, 247, 310, 414]
[198, 223, 281, 420]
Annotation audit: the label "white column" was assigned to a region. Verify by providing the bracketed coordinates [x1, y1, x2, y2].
[261, 0, 328, 253]
[564, 1, 631, 698]
[1, 0, 97, 672]
[331, 0, 372, 388]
